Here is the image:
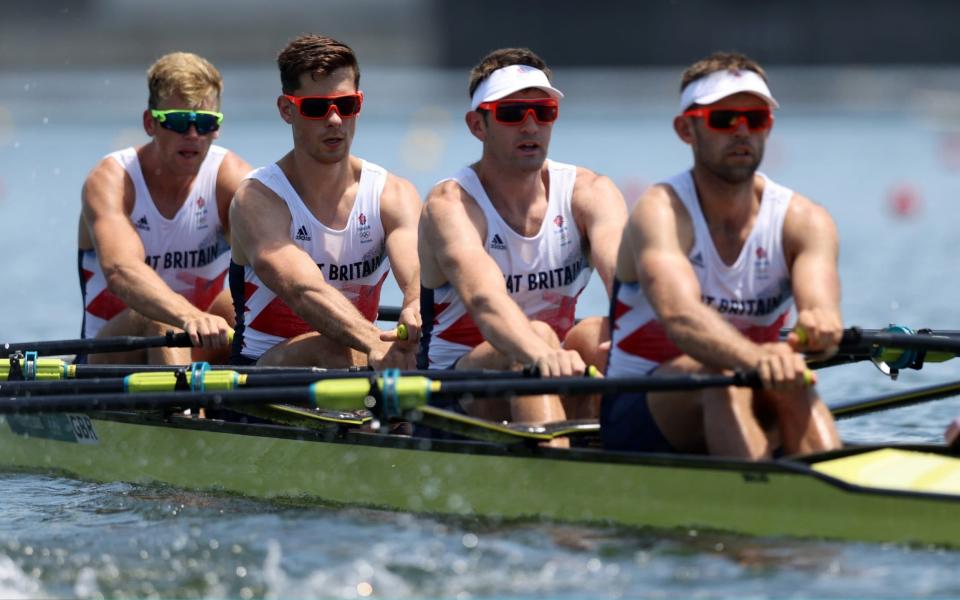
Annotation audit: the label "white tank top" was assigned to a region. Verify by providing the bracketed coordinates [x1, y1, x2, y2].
[232, 160, 390, 361]
[79, 145, 230, 338]
[607, 170, 794, 377]
[419, 159, 593, 368]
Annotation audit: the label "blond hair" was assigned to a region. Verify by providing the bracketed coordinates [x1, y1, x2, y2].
[147, 52, 223, 109]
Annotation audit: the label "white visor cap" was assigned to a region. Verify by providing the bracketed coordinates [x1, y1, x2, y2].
[679, 69, 779, 112]
[470, 65, 564, 111]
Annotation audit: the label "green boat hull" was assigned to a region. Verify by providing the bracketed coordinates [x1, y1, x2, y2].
[0, 411, 958, 547]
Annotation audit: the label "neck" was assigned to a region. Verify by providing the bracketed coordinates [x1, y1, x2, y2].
[139, 142, 197, 205]
[282, 149, 357, 206]
[690, 165, 760, 228]
[473, 157, 547, 214]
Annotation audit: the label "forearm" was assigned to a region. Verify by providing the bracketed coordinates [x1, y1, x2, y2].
[468, 292, 551, 364]
[286, 281, 384, 353]
[662, 303, 763, 370]
[104, 262, 201, 327]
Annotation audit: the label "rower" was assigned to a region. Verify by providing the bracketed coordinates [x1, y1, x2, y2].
[603, 51, 842, 459]
[229, 34, 421, 369]
[78, 52, 252, 365]
[418, 48, 628, 436]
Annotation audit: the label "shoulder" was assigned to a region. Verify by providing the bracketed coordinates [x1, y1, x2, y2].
[82, 155, 131, 207]
[217, 149, 253, 178]
[783, 192, 837, 236]
[630, 182, 681, 224]
[231, 177, 283, 213]
[380, 171, 421, 205]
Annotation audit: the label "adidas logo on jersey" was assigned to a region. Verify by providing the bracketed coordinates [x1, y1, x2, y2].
[690, 251, 705, 268]
[489, 233, 506, 250]
[295, 225, 312, 241]
[134, 216, 150, 231]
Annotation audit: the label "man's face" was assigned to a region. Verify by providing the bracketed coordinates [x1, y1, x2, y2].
[280, 67, 359, 165]
[471, 88, 556, 174]
[144, 92, 220, 175]
[683, 92, 772, 184]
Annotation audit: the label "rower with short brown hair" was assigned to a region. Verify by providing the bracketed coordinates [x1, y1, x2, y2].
[229, 34, 421, 368]
[603, 51, 842, 459]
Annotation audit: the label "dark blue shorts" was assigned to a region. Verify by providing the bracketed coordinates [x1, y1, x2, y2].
[601, 391, 676, 453]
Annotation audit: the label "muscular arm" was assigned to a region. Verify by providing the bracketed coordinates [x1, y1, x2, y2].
[229, 180, 387, 355]
[783, 194, 842, 351]
[214, 151, 253, 239]
[81, 157, 219, 337]
[380, 174, 422, 341]
[572, 168, 628, 297]
[420, 182, 557, 366]
[630, 185, 764, 370]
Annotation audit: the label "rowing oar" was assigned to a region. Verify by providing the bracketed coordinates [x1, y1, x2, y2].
[1, 331, 198, 356]
[0, 372, 766, 415]
[2, 319, 407, 358]
[831, 379, 960, 420]
[0, 368, 549, 396]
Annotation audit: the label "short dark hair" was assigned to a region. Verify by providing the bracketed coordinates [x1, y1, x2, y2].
[680, 51, 768, 93]
[277, 34, 360, 94]
[468, 47, 552, 99]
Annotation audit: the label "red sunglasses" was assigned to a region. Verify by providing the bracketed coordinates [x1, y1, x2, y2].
[476, 98, 559, 125]
[284, 92, 364, 119]
[683, 107, 773, 132]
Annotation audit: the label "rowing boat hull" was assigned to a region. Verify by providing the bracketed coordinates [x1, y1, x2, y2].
[0, 411, 958, 546]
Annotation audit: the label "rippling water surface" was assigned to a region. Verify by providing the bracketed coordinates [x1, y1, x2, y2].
[2, 67, 960, 598]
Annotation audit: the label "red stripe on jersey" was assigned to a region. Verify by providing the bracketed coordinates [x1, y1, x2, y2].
[616, 319, 682, 363]
[248, 297, 313, 339]
[181, 269, 228, 311]
[612, 299, 632, 328]
[437, 312, 484, 347]
[85, 289, 127, 322]
[349, 271, 388, 321]
[742, 312, 789, 343]
[617, 311, 791, 363]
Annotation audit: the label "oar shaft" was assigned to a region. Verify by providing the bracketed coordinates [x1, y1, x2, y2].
[831, 380, 960, 420]
[2, 332, 192, 356]
[0, 387, 314, 415]
[428, 372, 761, 398]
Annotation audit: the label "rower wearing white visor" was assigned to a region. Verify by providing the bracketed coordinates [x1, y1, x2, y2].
[603, 51, 843, 459]
[418, 47, 628, 441]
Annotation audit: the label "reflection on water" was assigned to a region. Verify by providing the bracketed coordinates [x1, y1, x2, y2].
[3, 67, 960, 597]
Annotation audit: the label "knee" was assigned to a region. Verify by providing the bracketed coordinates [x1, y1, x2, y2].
[529, 320, 561, 348]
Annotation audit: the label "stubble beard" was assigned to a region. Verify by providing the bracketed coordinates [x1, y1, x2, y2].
[697, 143, 764, 185]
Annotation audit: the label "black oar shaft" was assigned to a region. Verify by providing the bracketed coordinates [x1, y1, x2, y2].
[429, 372, 761, 398]
[838, 329, 960, 354]
[0, 387, 314, 414]
[2, 332, 192, 356]
[831, 380, 960, 420]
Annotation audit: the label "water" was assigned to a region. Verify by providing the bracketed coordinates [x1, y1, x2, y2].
[3, 66, 960, 597]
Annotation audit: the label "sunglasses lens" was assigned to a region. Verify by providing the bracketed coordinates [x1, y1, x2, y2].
[332, 96, 361, 117]
[297, 95, 361, 118]
[706, 109, 770, 131]
[299, 98, 334, 118]
[157, 111, 220, 134]
[743, 109, 771, 130]
[494, 102, 558, 124]
[193, 114, 220, 134]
